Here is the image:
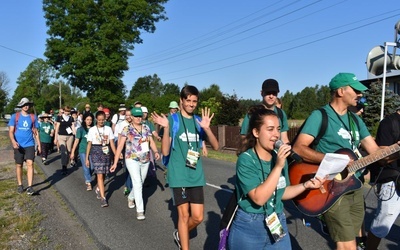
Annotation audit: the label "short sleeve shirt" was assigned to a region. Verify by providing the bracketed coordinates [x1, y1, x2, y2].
[121, 124, 153, 162]
[300, 104, 370, 154]
[236, 149, 288, 215]
[240, 106, 289, 135]
[87, 125, 115, 145]
[39, 122, 54, 143]
[8, 113, 39, 148]
[76, 127, 89, 154]
[167, 114, 206, 188]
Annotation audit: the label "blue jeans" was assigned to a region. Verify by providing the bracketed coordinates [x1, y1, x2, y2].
[228, 209, 291, 250]
[79, 153, 93, 183]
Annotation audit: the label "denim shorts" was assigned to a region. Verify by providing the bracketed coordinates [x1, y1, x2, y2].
[228, 208, 291, 250]
[370, 181, 400, 238]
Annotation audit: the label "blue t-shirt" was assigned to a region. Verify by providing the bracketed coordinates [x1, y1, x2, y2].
[8, 113, 39, 148]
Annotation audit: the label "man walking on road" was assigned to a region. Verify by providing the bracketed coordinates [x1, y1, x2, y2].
[8, 97, 41, 195]
[152, 85, 219, 250]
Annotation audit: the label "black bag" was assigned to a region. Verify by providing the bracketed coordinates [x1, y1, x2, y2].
[219, 190, 238, 230]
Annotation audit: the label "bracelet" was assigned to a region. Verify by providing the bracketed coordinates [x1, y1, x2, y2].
[303, 181, 309, 190]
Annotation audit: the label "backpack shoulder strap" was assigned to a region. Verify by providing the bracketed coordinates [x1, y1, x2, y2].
[171, 113, 180, 149]
[276, 107, 284, 124]
[312, 108, 328, 147]
[194, 114, 204, 148]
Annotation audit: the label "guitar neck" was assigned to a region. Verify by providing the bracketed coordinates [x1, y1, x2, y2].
[348, 143, 400, 173]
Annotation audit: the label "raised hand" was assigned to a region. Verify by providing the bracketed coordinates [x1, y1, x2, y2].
[151, 112, 169, 128]
[198, 107, 214, 129]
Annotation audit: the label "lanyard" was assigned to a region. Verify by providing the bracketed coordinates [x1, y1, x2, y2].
[96, 126, 105, 145]
[254, 147, 277, 215]
[329, 104, 356, 146]
[180, 113, 198, 149]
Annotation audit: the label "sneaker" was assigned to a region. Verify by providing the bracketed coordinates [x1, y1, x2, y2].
[86, 183, 92, 191]
[43, 159, 49, 165]
[17, 185, 24, 194]
[173, 230, 181, 249]
[128, 199, 135, 209]
[123, 187, 130, 196]
[318, 217, 329, 235]
[100, 198, 108, 207]
[26, 186, 35, 195]
[136, 212, 145, 220]
[95, 187, 101, 199]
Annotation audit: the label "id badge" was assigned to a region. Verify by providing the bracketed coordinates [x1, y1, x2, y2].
[102, 146, 109, 155]
[66, 127, 72, 134]
[186, 149, 200, 169]
[265, 212, 286, 242]
[140, 141, 150, 153]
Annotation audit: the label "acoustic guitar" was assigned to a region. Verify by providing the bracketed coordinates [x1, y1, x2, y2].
[289, 143, 400, 217]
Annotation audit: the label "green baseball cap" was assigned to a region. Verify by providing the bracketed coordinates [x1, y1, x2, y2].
[131, 107, 143, 117]
[329, 73, 368, 91]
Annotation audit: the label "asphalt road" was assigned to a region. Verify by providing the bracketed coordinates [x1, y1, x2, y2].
[35, 152, 400, 250]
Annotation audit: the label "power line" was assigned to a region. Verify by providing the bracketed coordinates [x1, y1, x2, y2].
[0, 44, 41, 59]
[133, 0, 323, 68]
[162, 13, 400, 82]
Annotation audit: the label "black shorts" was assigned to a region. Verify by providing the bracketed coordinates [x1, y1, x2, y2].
[14, 146, 35, 164]
[172, 186, 204, 206]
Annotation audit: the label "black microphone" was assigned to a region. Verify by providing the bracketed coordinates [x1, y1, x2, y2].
[274, 140, 303, 163]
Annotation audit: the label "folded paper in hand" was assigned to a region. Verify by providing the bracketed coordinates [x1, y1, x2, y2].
[315, 153, 350, 180]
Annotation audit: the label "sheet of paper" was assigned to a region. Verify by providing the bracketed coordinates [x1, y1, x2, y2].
[315, 153, 350, 180]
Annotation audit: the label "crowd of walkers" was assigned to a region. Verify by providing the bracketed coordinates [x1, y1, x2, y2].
[7, 75, 400, 249]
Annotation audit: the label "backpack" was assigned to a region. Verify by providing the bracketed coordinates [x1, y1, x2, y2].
[276, 107, 284, 124]
[14, 112, 36, 134]
[161, 113, 204, 167]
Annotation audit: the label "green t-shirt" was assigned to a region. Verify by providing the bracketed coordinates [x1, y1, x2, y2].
[143, 120, 155, 132]
[300, 104, 370, 177]
[240, 106, 289, 135]
[167, 114, 206, 188]
[76, 127, 89, 154]
[236, 149, 288, 215]
[39, 122, 54, 143]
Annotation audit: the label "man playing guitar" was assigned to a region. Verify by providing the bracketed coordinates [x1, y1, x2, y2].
[292, 73, 396, 250]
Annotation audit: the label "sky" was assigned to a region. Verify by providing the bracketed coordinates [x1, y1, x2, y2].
[1, 0, 400, 101]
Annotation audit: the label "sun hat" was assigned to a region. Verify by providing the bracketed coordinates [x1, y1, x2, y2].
[169, 101, 179, 109]
[134, 101, 142, 106]
[118, 104, 127, 111]
[141, 107, 148, 113]
[131, 107, 143, 117]
[329, 73, 368, 91]
[39, 113, 52, 119]
[16, 97, 34, 107]
[85, 104, 91, 109]
[262, 79, 280, 93]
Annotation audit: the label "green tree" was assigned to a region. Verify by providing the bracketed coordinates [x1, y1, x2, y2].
[128, 74, 163, 100]
[281, 90, 294, 116]
[162, 83, 180, 96]
[6, 59, 53, 113]
[215, 94, 244, 126]
[43, 0, 168, 100]
[363, 81, 400, 134]
[199, 84, 223, 103]
[0, 71, 10, 115]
